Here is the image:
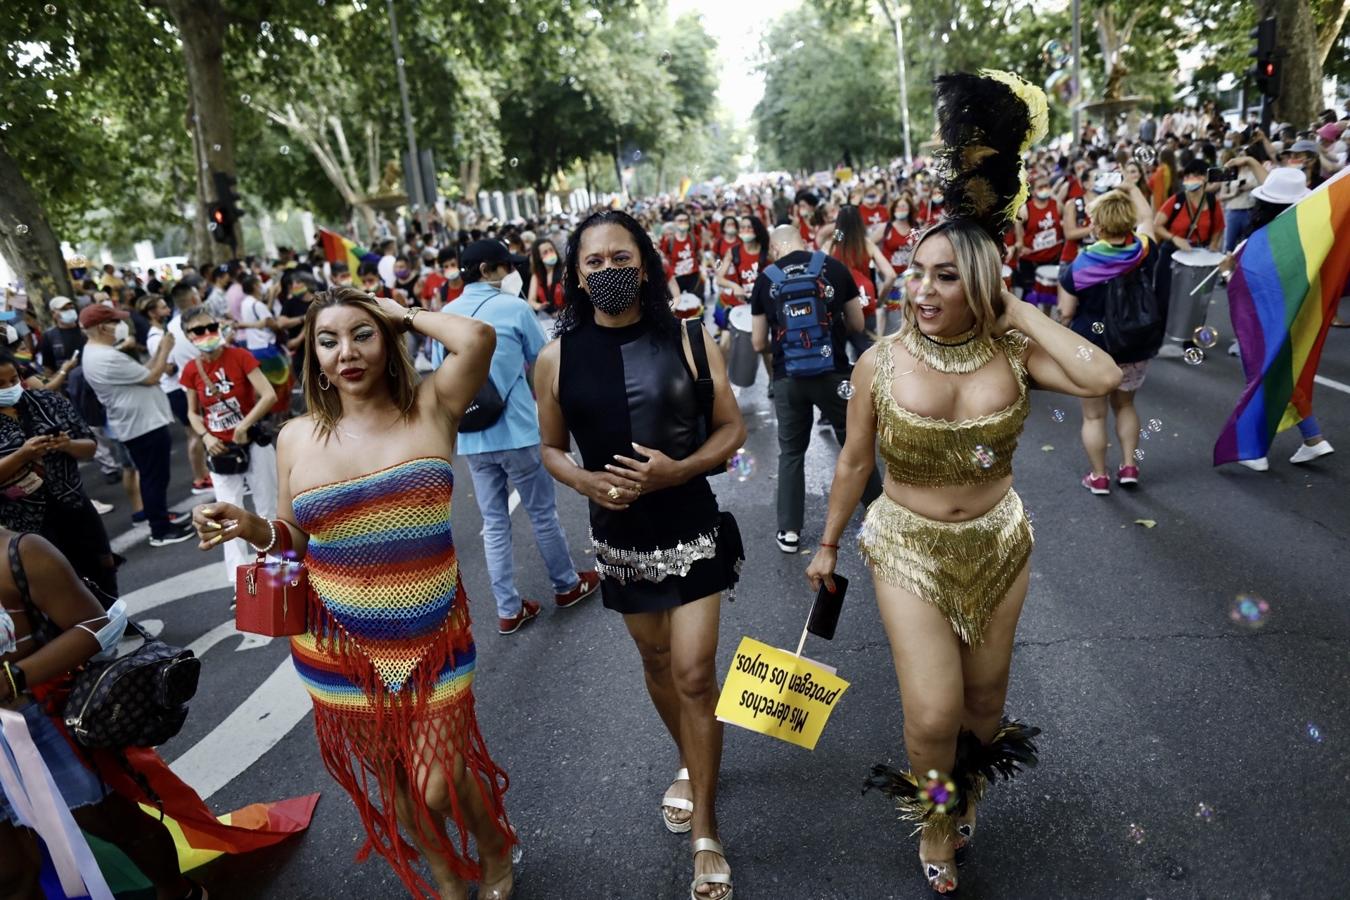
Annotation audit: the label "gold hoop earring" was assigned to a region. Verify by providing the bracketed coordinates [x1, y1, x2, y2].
[317, 372, 330, 391]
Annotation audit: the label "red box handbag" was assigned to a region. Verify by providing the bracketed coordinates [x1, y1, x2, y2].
[234, 522, 309, 637]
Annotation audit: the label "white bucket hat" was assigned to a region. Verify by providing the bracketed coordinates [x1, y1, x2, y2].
[1251, 168, 1311, 205]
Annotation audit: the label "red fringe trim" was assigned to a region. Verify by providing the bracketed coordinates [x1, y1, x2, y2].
[306, 581, 514, 898]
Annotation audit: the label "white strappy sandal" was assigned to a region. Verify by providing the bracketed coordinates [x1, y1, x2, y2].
[689, 837, 733, 900]
[661, 767, 694, 833]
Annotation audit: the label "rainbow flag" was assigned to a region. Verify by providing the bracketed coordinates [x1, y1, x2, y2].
[318, 228, 367, 274]
[1214, 168, 1350, 465]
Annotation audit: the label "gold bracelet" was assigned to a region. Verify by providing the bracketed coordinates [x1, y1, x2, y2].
[3, 662, 20, 700]
[403, 307, 421, 332]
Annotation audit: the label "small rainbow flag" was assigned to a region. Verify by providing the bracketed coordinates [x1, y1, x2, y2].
[318, 228, 368, 275]
[1214, 168, 1350, 465]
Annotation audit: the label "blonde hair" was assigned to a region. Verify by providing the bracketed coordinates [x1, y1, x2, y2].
[905, 220, 1003, 340]
[1088, 189, 1137, 241]
[301, 287, 418, 441]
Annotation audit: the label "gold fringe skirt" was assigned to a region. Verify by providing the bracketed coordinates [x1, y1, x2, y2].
[858, 489, 1033, 647]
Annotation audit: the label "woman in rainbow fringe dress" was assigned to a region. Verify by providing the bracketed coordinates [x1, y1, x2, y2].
[192, 286, 517, 899]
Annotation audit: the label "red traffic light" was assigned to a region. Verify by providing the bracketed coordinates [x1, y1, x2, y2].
[211, 208, 226, 224]
[1263, 62, 1275, 76]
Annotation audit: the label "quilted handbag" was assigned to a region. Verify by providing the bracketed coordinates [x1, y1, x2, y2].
[62, 621, 201, 749]
[7, 534, 201, 749]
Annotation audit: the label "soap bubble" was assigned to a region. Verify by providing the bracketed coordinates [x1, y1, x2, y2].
[820, 344, 832, 358]
[1193, 325, 1219, 349]
[1194, 802, 1215, 823]
[1091, 321, 1105, 334]
[537, 20, 549, 33]
[972, 445, 996, 469]
[14, 224, 29, 236]
[634, 150, 642, 160]
[44, 3, 57, 14]
[1148, 418, 1162, 432]
[836, 380, 855, 400]
[240, 93, 252, 105]
[212, 143, 221, 152]
[833, 230, 843, 242]
[727, 448, 756, 482]
[1133, 144, 1157, 166]
[1228, 592, 1269, 628]
[1183, 347, 1205, 365]
[509, 157, 519, 167]
[279, 144, 291, 155]
[396, 56, 405, 67]
[1051, 408, 1065, 423]
[658, 49, 673, 65]
[1076, 345, 1094, 361]
[1133, 448, 1144, 461]
[1307, 722, 1324, 743]
[1139, 429, 1150, 441]
[1127, 823, 1146, 845]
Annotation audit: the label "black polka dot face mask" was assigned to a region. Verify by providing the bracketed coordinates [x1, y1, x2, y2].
[586, 265, 641, 315]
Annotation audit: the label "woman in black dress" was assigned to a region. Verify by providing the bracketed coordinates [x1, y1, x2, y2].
[535, 210, 745, 900]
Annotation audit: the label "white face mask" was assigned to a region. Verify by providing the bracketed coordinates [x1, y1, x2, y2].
[113, 321, 129, 344]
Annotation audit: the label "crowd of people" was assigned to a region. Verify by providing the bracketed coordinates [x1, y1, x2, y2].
[0, 79, 1347, 900]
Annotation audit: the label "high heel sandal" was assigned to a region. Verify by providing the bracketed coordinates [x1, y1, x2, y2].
[953, 806, 975, 866]
[689, 837, 733, 900]
[919, 855, 958, 895]
[661, 767, 694, 833]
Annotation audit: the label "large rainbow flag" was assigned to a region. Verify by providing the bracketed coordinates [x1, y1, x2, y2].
[318, 227, 368, 275]
[1213, 168, 1350, 466]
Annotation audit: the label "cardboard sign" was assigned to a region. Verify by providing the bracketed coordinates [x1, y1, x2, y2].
[714, 636, 849, 751]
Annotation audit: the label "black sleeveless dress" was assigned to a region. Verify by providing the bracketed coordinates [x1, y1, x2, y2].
[559, 316, 743, 614]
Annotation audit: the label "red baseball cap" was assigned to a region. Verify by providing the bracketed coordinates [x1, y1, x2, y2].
[79, 303, 129, 328]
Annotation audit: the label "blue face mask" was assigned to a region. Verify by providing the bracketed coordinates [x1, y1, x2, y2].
[0, 384, 23, 407]
[76, 599, 128, 656]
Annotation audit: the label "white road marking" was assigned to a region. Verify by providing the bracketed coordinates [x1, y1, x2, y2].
[120, 563, 222, 617]
[478, 490, 521, 535]
[167, 657, 311, 802]
[1314, 374, 1350, 396]
[184, 619, 273, 659]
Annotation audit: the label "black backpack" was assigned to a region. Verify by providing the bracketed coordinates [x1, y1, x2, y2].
[1099, 266, 1164, 363]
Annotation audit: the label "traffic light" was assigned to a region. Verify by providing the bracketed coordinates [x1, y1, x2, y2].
[1248, 17, 1279, 99]
[206, 202, 234, 244]
[208, 171, 241, 247]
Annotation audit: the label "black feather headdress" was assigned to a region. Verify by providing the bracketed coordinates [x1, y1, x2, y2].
[930, 69, 1049, 242]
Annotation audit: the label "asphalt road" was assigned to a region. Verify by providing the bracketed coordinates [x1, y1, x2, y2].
[95, 296, 1350, 900]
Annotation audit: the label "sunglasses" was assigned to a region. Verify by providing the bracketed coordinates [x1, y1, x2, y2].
[188, 323, 220, 337]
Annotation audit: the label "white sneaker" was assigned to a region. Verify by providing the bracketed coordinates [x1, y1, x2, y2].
[1290, 441, 1334, 465]
[91, 499, 114, 515]
[776, 530, 800, 553]
[1238, 457, 1269, 471]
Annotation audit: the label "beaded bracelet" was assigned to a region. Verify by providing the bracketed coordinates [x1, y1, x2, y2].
[250, 518, 278, 555]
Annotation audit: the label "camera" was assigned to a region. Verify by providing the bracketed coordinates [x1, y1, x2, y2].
[1207, 167, 1237, 183]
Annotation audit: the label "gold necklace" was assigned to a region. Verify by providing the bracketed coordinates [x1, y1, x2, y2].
[897, 323, 995, 374]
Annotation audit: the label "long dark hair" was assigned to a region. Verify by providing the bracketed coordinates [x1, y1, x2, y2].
[556, 210, 678, 339]
[833, 205, 869, 270]
[529, 238, 563, 291]
[741, 214, 770, 266]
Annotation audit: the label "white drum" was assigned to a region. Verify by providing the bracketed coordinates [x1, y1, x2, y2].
[726, 304, 759, 387]
[1034, 264, 1060, 289]
[1166, 249, 1226, 345]
[674, 291, 703, 320]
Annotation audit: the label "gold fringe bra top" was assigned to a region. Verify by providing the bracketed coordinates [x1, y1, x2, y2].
[871, 326, 1031, 486]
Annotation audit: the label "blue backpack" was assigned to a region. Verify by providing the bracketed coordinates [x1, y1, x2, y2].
[764, 251, 834, 378]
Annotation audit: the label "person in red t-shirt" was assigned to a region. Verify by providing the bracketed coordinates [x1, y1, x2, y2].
[820, 205, 897, 343]
[527, 238, 566, 316]
[420, 246, 462, 309]
[793, 189, 821, 249]
[178, 308, 277, 590]
[858, 185, 888, 228]
[1151, 158, 1226, 322]
[712, 216, 740, 259]
[662, 207, 704, 299]
[875, 194, 917, 333]
[1013, 174, 1065, 306]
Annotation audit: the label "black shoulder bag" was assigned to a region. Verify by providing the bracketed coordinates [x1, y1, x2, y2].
[684, 319, 727, 478]
[8, 535, 201, 748]
[459, 296, 520, 433]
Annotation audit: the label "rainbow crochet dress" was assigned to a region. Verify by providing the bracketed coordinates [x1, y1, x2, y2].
[289, 457, 513, 896]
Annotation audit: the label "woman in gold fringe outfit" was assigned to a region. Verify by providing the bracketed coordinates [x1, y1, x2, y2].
[805, 71, 1123, 895]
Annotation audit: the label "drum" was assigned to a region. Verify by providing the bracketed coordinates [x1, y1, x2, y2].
[674, 292, 704, 321]
[1024, 264, 1059, 308]
[726, 305, 759, 388]
[1165, 249, 1225, 346]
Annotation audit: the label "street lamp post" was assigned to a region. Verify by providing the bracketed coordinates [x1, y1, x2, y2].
[1071, 0, 1082, 141]
[386, 0, 424, 228]
[890, 7, 914, 163]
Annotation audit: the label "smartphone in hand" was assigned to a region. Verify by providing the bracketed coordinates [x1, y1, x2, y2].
[807, 573, 849, 640]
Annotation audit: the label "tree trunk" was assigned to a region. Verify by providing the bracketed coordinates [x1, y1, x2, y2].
[164, 0, 237, 264]
[1317, 0, 1349, 67]
[0, 140, 74, 321]
[1260, 0, 1321, 127]
[462, 154, 482, 204]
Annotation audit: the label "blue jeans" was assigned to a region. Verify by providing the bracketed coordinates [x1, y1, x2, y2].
[1224, 207, 1252, 253]
[466, 445, 579, 618]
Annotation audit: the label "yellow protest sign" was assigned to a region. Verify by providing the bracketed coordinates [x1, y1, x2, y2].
[714, 636, 849, 751]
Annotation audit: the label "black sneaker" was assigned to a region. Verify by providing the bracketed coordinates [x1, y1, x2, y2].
[149, 521, 196, 547]
[776, 530, 800, 553]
